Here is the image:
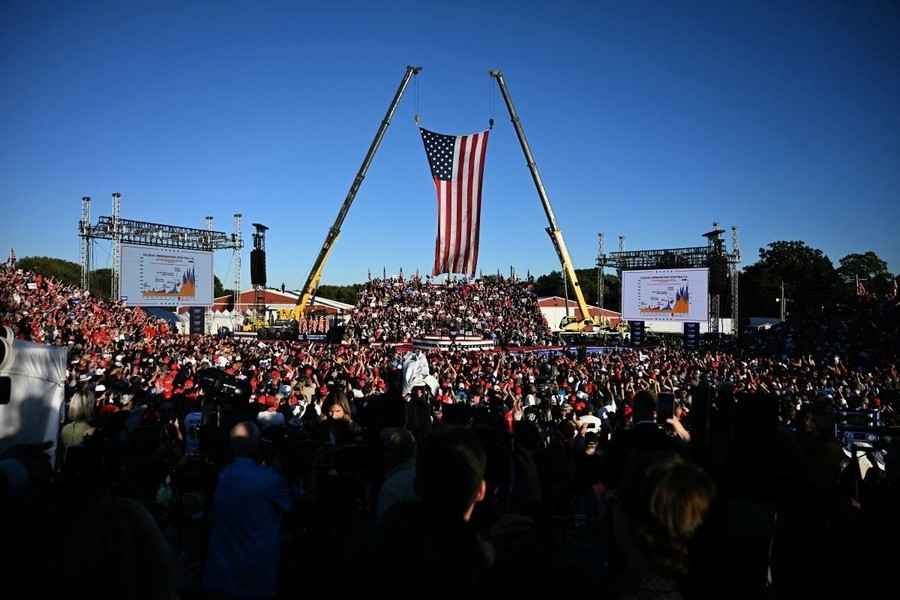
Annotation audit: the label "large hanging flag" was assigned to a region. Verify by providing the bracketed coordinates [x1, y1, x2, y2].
[420, 128, 489, 276]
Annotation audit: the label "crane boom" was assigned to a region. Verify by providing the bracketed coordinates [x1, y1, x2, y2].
[293, 65, 422, 319]
[489, 70, 593, 330]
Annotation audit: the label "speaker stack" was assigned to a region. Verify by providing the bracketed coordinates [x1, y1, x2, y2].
[250, 249, 267, 287]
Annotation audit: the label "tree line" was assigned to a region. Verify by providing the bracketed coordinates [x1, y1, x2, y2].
[740, 242, 896, 320]
[16, 256, 114, 300]
[16, 242, 897, 322]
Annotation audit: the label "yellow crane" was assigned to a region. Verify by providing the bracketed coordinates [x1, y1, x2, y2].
[288, 66, 422, 321]
[489, 70, 594, 332]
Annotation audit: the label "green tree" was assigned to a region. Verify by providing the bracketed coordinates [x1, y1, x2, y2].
[316, 284, 363, 305]
[740, 241, 840, 318]
[16, 256, 81, 286]
[532, 269, 621, 312]
[532, 271, 563, 297]
[837, 251, 889, 281]
[16, 256, 116, 301]
[214, 275, 226, 298]
[89, 268, 112, 300]
[836, 251, 892, 297]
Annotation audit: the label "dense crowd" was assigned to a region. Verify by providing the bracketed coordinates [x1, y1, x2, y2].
[0, 268, 169, 348]
[349, 275, 553, 345]
[2, 264, 900, 598]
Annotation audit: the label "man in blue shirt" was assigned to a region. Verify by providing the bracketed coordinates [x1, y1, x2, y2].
[203, 421, 292, 600]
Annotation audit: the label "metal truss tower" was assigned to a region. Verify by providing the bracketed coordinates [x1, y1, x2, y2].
[597, 232, 605, 309]
[78, 197, 243, 306]
[251, 223, 268, 321]
[705, 222, 725, 335]
[110, 192, 122, 301]
[709, 295, 720, 335]
[79, 196, 92, 291]
[617, 235, 625, 284]
[597, 224, 743, 336]
[730, 226, 741, 334]
[232, 213, 242, 310]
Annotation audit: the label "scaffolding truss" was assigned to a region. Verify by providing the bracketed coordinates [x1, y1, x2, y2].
[85, 216, 242, 250]
[596, 224, 742, 333]
[597, 245, 713, 270]
[78, 195, 243, 301]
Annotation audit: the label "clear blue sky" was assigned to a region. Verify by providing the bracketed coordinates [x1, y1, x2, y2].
[3, 1, 899, 289]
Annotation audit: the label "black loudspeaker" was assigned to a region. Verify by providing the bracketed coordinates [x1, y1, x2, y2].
[708, 254, 728, 296]
[684, 322, 700, 351]
[189, 307, 205, 336]
[628, 320, 645, 346]
[250, 249, 267, 287]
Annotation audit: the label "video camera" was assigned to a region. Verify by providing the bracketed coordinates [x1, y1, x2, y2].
[835, 409, 881, 449]
[195, 367, 246, 406]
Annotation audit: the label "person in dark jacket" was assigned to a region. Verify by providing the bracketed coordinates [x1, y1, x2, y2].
[376, 429, 494, 590]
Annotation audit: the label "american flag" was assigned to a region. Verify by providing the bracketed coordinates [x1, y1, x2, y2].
[420, 128, 489, 276]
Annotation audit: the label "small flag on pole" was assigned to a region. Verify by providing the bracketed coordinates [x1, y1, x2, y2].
[420, 128, 490, 277]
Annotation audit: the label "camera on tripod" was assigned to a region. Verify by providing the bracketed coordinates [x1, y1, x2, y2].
[195, 367, 246, 406]
[834, 409, 880, 449]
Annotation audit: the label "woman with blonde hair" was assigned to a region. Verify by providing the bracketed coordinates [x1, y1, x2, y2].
[620, 454, 716, 599]
[61, 388, 96, 455]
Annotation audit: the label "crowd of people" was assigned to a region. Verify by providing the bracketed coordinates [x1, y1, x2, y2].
[2, 264, 899, 598]
[297, 314, 330, 335]
[0, 267, 169, 348]
[349, 275, 553, 345]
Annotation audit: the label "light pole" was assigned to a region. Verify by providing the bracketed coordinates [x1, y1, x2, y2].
[775, 280, 789, 320]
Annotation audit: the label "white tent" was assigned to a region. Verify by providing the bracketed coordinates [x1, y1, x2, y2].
[0, 333, 68, 467]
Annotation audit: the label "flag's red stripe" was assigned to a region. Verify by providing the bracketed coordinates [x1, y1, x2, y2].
[461, 132, 479, 275]
[438, 179, 445, 273]
[429, 131, 489, 276]
[441, 178, 452, 274]
[460, 134, 473, 275]
[464, 132, 481, 276]
[454, 135, 466, 275]
[432, 176, 442, 276]
[452, 136, 466, 273]
[472, 130, 489, 274]
[474, 131, 487, 274]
